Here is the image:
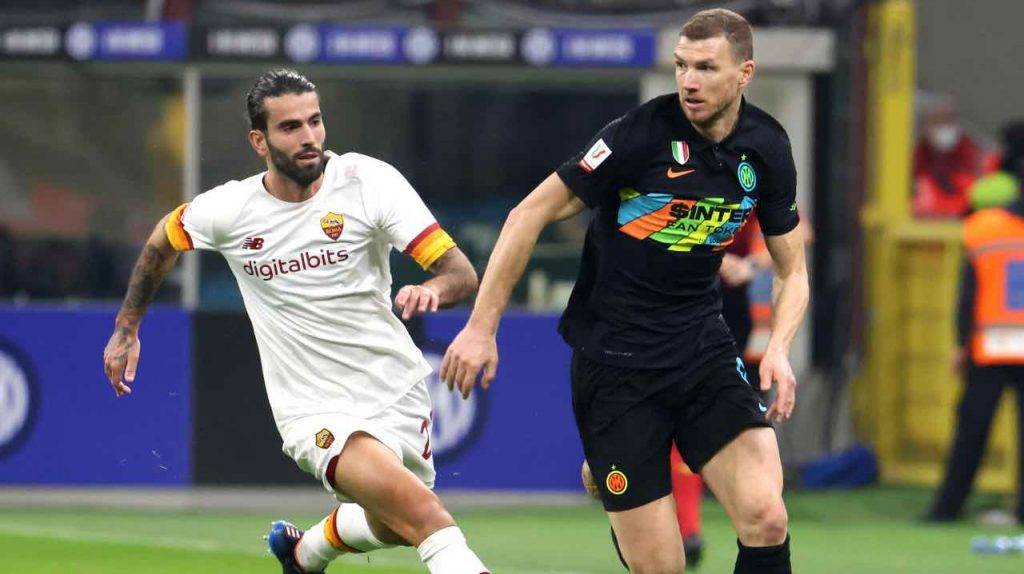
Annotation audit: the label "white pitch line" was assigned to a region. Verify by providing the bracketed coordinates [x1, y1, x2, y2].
[0, 523, 246, 554]
[0, 523, 594, 574]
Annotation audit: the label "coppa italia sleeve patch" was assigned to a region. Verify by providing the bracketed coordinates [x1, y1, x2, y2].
[165, 203, 194, 251]
[404, 222, 455, 270]
[579, 138, 612, 173]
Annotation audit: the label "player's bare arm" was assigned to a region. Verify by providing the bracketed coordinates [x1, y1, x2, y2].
[759, 226, 809, 422]
[102, 213, 180, 397]
[440, 173, 585, 398]
[394, 247, 478, 320]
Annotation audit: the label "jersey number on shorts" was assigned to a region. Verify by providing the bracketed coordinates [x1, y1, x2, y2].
[420, 418, 432, 460]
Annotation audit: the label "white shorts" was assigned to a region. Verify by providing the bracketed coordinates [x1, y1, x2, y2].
[280, 380, 436, 503]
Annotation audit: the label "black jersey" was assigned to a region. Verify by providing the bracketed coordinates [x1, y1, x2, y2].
[555, 94, 800, 370]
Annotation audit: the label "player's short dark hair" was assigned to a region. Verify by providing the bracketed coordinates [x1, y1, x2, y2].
[246, 69, 317, 132]
[680, 8, 753, 62]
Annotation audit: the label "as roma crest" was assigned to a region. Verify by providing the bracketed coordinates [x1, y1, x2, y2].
[320, 212, 344, 240]
[315, 428, 335, 450]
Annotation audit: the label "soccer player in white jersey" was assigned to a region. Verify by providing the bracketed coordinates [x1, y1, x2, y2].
[101, 69, 489, 574]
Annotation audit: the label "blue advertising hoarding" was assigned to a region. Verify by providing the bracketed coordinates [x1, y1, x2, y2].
[283, 24, 442, 66]
[420, 312, 584, 491]
[0, 306, 587, 490]
[0, 306, 192, 485]
[521, 27, 657, 68]
[6, 20, 655, 68]
[64, 21, 188, 62]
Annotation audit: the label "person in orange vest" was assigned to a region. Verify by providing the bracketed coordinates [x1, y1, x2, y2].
[926, 159, 1024, 523]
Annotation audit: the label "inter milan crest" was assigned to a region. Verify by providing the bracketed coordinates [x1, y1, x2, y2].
[606, 467, 629, 495]
[737, 161, 757, 192]
[671, 140, 690, 165]
[319, 212, 344, 240]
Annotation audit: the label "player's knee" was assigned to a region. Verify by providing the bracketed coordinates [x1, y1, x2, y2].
[626, 551, 686, 574]
[737, 497, 788, 546]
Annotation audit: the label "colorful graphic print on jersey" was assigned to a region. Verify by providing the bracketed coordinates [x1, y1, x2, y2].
[616, 188, 755, 252]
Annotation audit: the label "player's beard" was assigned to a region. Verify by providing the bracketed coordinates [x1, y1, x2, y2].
[685, 94, 739, 135]
[267, 140, 325, 187]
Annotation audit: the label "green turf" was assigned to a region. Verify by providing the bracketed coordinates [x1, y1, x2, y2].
[1, 487, 1022, 573]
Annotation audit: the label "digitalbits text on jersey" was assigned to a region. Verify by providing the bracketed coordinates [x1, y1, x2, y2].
[242, 248, 350, 281]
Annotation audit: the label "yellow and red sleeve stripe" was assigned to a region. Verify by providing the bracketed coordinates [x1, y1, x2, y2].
[323, 508, 358, 553]
[404, 222, 455, 270]
[164, 203, 194, 251]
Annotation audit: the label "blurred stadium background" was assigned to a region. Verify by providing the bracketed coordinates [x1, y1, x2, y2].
[1, 0, 1023, 572]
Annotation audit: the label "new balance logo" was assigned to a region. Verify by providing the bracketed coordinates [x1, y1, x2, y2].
[242, 237, 265, 250]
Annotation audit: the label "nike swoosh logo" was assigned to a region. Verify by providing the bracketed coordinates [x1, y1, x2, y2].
[667, 167, 696, 179]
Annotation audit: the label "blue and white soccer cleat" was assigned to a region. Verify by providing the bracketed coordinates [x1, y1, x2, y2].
[267, 520, 323, 574]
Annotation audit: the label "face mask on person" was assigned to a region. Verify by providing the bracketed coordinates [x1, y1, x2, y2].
[928, 124, 961, 153]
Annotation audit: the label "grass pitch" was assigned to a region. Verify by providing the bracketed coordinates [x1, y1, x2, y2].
[2, 487, 1022, 573]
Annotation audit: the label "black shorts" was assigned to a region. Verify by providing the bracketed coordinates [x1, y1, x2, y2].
[571, 350, 772, 512]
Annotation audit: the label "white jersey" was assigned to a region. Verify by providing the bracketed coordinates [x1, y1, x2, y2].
[165, 152, 455, 428]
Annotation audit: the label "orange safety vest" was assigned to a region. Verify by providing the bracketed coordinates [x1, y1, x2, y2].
[964, 208, 1024, 364]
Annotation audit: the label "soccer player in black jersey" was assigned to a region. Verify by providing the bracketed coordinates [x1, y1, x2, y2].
[442, 8, 807, 573]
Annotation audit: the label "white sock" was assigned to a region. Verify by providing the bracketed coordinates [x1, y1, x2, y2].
[416, 526, 489, 574]
[334, 503, 395, 552]
[294, 507, 347, 573]
[295, 504, 393, 572]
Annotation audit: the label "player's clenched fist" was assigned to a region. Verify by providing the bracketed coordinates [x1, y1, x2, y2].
[441, 325, 498, 399]
[103, 328, 141, 397]
[394, 284, 439, 320]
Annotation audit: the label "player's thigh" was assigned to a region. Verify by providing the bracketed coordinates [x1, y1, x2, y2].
[572, 355, 676, 512]
[700, 426, 786, 538]
[332, 432, 453, 544]
[280, 412, 406, 499]
[672, 355, 771, 474]
[607, 495, 685, 574]
[330, 431, 430, 503]
[377, 380, 437, 490]
[674, 354, 785, 543]
[281, 418, 435, 514]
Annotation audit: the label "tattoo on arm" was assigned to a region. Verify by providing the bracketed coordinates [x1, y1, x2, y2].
[117, 244, 179, 327]
[424, 248, 478, 307]
[109, 324, 135, 362]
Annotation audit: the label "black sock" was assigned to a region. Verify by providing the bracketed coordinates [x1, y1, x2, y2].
[734, 535, 791, 574]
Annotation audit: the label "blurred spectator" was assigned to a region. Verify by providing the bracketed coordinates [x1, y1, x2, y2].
[0, 224, 16, 297]
[999, 121, 1024, 180]
[20, 238, 73, 299]
[926, 127, 1024, 522]
[968, 172, 1019, 211]
[912, 98, 983, 218]
[725, 217, 813, 368]
[964, 120, 1024, 212]
[720, 213, 771, 358]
